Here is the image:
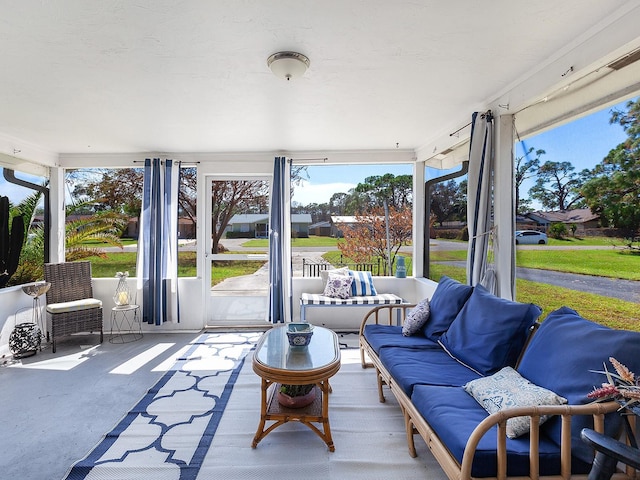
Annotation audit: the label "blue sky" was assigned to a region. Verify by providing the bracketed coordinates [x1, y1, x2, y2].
[292, 97, 635, 207]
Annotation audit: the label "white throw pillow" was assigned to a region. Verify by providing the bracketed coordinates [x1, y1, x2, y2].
[463, 366, 567, 438]
[320, 266, 349, 285]
[323, 272, 353, 299]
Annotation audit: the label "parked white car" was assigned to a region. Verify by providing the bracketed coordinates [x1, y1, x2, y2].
[515, 230, 548, 245]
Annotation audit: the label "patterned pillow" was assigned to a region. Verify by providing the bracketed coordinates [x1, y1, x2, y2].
[323, 272, 353, 299]
[463, 366, 567, 438]
[402, 299, 431, 336]
[320, 266, 349, 284]
[348, 270, 377, 296]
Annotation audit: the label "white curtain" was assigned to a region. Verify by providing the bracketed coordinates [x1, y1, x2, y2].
[268, 156, 292, 323]
[466, 111, 496, 293]
[136, 158, 180, 325]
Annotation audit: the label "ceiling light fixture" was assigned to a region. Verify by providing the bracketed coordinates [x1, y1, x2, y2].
[267, 51, 310, 81]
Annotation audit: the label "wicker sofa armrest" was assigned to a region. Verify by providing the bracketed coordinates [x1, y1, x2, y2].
[460, 401, 621, 480]
[358, 304, 416, 369]
[358, 303, 416, 335]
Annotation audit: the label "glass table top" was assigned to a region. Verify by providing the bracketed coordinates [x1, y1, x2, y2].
[254, 325, 340, 372]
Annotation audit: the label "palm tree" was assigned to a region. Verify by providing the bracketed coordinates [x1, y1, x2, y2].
[9, 193, 127, 285]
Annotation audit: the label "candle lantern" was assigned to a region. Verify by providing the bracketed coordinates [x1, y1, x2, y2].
[114, 271, 131, 306]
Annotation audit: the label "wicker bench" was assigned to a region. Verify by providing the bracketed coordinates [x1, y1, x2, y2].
[300, 292, 404, 321]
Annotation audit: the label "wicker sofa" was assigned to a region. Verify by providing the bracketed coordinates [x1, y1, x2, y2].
[359, 276, 640, 480]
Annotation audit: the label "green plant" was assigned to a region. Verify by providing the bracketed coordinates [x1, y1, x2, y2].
[279, 384, 314, 397]
[0, 196, 26, 288]
[549, 222, 568, 239]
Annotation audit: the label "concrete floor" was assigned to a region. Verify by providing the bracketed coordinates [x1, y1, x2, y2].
[0, 330, 213, 480]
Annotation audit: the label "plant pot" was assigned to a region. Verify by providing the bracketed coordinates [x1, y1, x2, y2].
[277, 386, 316, 409]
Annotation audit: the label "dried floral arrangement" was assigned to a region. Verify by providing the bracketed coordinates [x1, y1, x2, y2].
[588, 357, 640, 412]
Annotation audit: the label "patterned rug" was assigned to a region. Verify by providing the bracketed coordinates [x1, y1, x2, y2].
[63, 332, 262, 480]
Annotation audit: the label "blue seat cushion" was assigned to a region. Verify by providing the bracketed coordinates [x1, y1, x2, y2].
[421, 275, 473, 341]
[378, 346, 481, 396]
[363, 324, 440, 354]
[411, 385, 592, 478]
[439, 285, 541, 375]
[517, 306, 640, 463]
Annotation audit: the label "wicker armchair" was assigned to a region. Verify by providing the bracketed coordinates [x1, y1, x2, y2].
[44, 261, 103, 353]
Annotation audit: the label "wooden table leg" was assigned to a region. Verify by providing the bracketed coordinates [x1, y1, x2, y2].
[251, 378, 270, 448]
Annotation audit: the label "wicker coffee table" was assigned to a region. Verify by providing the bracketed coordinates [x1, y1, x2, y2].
[251, 325, 341, 451]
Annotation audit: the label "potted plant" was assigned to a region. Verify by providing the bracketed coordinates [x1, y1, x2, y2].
[277, 383, 316, 409]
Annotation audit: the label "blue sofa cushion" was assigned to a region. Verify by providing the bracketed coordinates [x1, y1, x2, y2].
[439, 285, 541, 375]
[411, 384, 592, 478]
[421, 275, 473, 341]
[363, 324, 440, 354]
[378, 346, 481, 396]
[517, 306, 640, 463]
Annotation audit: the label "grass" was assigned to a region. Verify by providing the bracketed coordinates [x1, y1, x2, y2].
[516, 249, 640, 280]
[430, 247, 640, 281]
[86, 251, 265, 285]
[428, 263, 640, 331]
[546, 236, 627, 246]
[242, 236, 339, 247]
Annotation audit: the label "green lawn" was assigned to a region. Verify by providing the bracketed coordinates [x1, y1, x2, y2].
[86, 251, 265, 285]
[516, 249, 640, 280]
[428, 263, 640, 331]
[242, 236, 339, 248]
[429, 247, 640, 281]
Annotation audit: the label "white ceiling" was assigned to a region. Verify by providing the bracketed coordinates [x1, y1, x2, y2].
[1, 0, 640, 165]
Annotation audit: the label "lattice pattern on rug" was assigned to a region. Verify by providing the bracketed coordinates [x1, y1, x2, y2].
[64, 332, 262, 480]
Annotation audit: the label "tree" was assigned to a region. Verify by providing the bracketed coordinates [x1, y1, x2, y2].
[582, 142, 640, 240]
[430, 180, 465, 226]
[335, 206, 412, 275]
[78, 168, 144, 217]
[529, 161, 588, 210]
[210, 180, 269, 253]
[354, 173, 413, 210]
[515, 147, 544, 214]
[581, 99, 640, 241]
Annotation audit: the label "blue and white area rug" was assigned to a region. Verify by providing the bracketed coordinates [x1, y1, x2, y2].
[63, 332, 262, 480]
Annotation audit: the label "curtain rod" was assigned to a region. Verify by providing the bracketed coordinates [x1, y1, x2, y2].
[289, 157, 329, 163]
[132, 160, 200, 165]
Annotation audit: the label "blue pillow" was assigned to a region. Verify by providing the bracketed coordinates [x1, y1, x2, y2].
[348, 270, 377, 296]
[438, 284, 541, 375]
[517, 307, 640, 463]
[421, 275, 473, 341]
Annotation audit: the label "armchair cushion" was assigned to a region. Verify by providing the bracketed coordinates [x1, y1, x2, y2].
[46, 298, 102, 314]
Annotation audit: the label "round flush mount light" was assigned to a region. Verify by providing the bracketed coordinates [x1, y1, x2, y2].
[267, 51, 310, 81]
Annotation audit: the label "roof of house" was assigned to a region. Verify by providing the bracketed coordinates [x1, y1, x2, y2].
[527, 209, 600, 224]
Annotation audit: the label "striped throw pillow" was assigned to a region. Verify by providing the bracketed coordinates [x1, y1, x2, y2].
[348, 270, 377, 296]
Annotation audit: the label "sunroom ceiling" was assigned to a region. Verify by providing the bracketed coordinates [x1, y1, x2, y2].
[1, 1, 640, 167]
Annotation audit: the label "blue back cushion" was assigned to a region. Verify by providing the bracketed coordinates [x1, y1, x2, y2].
[421, 275, 473, 341]
[439, 285, 541, 375]
[517, 307, 640, 463]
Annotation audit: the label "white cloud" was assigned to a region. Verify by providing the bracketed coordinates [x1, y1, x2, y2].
[291, 180, 357, 206]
